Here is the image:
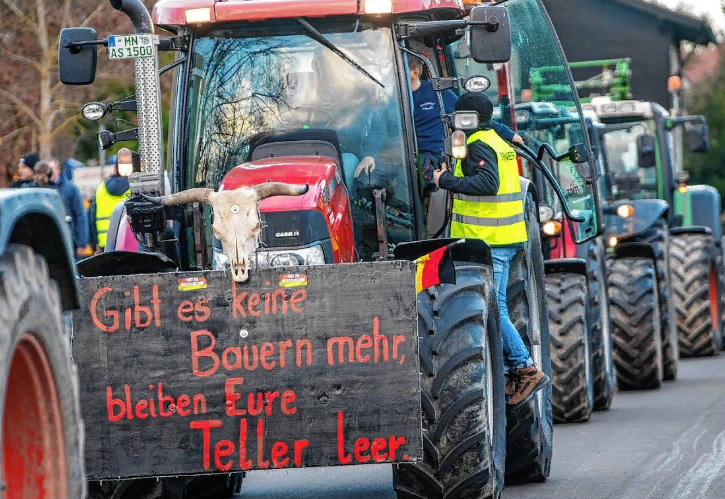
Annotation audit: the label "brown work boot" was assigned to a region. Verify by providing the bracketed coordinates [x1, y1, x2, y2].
[505, 374, 517, 398]
[506, 365, 549, 406]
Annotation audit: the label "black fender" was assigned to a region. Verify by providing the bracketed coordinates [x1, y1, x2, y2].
[688, 185, 722, 240]
[670, 226, 712, 236]
[544, 258, 588, 280]
[394, 238, 492, 267]
[0, 189, 79, 311]
[611, 242, 660, 284]
[76, 250, 178, 278]
[604, 199, 668, 242]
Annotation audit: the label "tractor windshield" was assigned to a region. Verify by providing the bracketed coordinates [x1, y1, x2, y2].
[602, 124, 658, 201]
[452, 0, 599, 242]
[184, 18, 412, 258]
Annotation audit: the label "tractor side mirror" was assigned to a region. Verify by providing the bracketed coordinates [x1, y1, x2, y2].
[58, 28, 98, 85]
[469, 6, 511, 63]
[636, 133, 656, 168]
[687, 123, 710, 153]
[568, 143, 589, 164]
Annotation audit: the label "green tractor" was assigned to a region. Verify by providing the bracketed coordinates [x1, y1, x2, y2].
[534, 59, 724, 390]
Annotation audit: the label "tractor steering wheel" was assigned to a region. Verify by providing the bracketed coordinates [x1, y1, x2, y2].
[293, 106, 336, 129]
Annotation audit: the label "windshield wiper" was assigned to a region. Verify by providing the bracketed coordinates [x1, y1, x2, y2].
[296, 17, 384, 89]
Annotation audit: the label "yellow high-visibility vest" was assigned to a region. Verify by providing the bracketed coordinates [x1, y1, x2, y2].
[94, 181, 129, 249]
[450, 129, 528, 245]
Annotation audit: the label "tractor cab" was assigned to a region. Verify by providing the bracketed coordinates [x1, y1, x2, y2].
[59, 0, 602, 274]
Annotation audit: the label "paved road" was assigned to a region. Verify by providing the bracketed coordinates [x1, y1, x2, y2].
[507, 356, 725, 499]
[239, 357, 725, 499]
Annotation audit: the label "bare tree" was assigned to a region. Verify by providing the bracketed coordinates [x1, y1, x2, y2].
[0, 0, 154, 186]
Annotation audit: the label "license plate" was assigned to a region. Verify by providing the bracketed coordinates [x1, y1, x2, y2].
[107, 34, 156, 60]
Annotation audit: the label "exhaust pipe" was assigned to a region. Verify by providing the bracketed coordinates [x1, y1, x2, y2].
[109, 0, 153, 34]
[109, 0, 164, 180]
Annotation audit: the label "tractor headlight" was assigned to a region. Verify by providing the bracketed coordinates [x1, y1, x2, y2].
[541, 220, 562, 237]
[253, 244, 327, 269]
[608, 236, 618, 248]
[451, 130, 468, 159]
[452, 111, 479, 131]
[616, 204, 635, 218]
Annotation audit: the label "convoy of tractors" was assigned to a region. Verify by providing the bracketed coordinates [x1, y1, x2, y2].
[0, 0, 722, 498]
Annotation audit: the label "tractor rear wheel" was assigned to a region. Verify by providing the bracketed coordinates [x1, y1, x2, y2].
[608, 257, 663, 390]
[642, 223, 678, 380]
[504, 193, 552, 484]
[671, 232, 722, 357]
[0, 244, 85, 499]
[587, 240, 614, 411]
[546, 272, 593, 424]
[394, 264, 506, 499]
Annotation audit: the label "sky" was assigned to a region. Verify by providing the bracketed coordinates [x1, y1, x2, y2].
[649, 0, 725, 35]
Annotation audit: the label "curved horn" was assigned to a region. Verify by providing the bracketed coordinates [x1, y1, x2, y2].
[142, 188, 214, 205]
[254, 182, 309, 200]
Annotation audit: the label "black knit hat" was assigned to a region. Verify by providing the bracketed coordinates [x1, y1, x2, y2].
[455, 92, 494, 122]
[20, 152, 40, 169]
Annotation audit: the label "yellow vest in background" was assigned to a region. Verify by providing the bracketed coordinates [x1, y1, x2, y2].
[94, 181, 129, 249]
[450, 129, 528, 245]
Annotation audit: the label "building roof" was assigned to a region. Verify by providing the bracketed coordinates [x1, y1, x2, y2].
[604, 0, 716, 45]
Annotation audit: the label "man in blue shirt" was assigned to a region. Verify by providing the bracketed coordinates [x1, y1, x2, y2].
[406, 54, 523, 192]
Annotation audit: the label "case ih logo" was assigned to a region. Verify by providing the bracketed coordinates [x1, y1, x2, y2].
[275, 231, 300, 238]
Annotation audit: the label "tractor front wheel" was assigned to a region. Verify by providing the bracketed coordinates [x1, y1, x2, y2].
[671, 232, 722, 357]
[547, 272, 593, 424]
[394, 264, 506, 499]
[0, 245, 85, 499]
[608, 257, 663, 390]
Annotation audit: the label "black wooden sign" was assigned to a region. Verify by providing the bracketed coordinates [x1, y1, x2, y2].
[72, 262, 421, 479]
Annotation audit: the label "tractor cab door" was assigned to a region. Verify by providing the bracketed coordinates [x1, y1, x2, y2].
[448, 0, 602, 243]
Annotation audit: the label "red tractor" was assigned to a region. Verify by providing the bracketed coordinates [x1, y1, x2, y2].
[59, 0, 602, 498]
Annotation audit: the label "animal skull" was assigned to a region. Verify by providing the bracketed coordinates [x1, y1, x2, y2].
[145, 182, 308, 282]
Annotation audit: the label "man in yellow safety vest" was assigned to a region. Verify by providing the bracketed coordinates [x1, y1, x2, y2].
[88, 154, 132, 254]
[433, 92, 549, 406]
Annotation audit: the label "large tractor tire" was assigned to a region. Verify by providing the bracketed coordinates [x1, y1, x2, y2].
[671, 232, 722, 357]
[546, 273, 593, 424]
[504, 193, 552, 484]
[642, 223, 678, 380]
[0, 245, 85, 499]
[586, 240, 615, 411]
[394, 264, 506, 499]
[608, 257, 663, 390]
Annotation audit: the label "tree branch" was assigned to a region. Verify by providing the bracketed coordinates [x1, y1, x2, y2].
[0, 126, 29, 145]
[50, 114, 82, 139]
[0, 89, 42, 128]
[1, 0, 38, 30]
[2, 50, 42, 71]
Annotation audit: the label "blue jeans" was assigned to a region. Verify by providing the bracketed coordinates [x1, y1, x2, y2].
[491, 246, 534, 373]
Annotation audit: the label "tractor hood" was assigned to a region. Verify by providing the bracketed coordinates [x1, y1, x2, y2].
[219, 156, 342, 214]
[604, 198, 668, 243]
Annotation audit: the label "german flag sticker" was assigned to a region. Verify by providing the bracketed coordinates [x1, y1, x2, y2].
[279, 273, 308, 288]
[178, 277, 208, 291]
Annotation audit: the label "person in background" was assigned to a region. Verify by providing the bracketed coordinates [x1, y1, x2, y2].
[88, 154, 132, 254]
[11, 152, 39, 187]
[405, 54, 524, 193]
[47, 157, 88, 259]
[62, 158, 83, 183]
[433, 92, 548, 407]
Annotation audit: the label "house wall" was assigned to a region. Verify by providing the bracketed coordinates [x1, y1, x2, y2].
[543, 0, 675, 108]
